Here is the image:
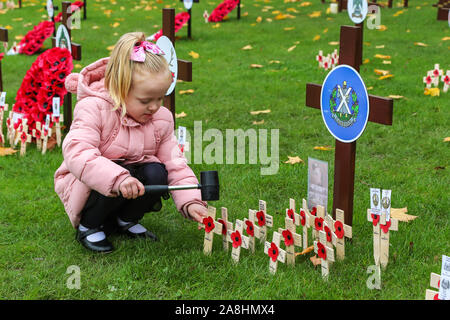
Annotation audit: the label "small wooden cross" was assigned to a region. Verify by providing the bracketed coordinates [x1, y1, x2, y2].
[161, 8, 193, 125]
[425, 272, 441, 300]
[312, 205, 326, 241]
[0, 27, 8, 92]
[325, 208, 352, 260]
[367, 208, 382, 266]
[228, 219, 249, 264]
[19, 119, 31, 156]
[200, 205, 223, 255]
[32, 121, 43, 150]
[278, 217, 302, 266]
[286, 198, 300, 226]
[264, 231, 286, 275]
[244, 209, 261, 253]
[254, 200, 274, 243]
[379, 212, 398, 269]
[442, 70, 450, 93]
[314, 230, 335, 280]
[52, 114, 64, 147]
[217, 207, 233, 251]
[52, 1, 82, 132]
[305, 25, 394, 227]
[41, 125, 52, 155]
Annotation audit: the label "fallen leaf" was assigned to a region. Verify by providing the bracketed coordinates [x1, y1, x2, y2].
[111, 22, 120, 28]
[374, 54, 391, 59]
[92, 25, 100, 29]
[250, 109, 271, 115]
[378, 74, 394, 80]
[382, 60, 392, 65]
[376, 45, 385, 49]
[313, 35, 321, 41]
[252, 120, 265, 125]
[287, 45, 296, 52]
[287, 8, 298, 13]
[284, 27, 295, 31]
[328, 41, 339, 46]
[308, 11, 321, 18]
[15, 35, 23, 40]
[414, 42, 428, 47]
[314, 146, 333, 151]
[367, 86, 374, 90]
[377, 25, 387, 31]
[274, 13, 288, 20]
[296, 245, 315, 256]
[12, 17, 23, 21]
[0, 147, 17, 156]
[212, 23, 220, 28]
[299, 2, 312, 7]
[363, 59, 370, 64]
[444, 137, 450, 142]
[374, 69, 390, 76]
[434, 166, 445, 170]
[391, 208, 418, 222]
[269, 60, 280, 64]
[388, 95, 404, 99]
[241, 45, 253, 50]
[256, 16, 262, 23]
[107, 45, 115, 51]
[74, 64, 83, 69]
[250, 64, 263, 68]
[442, 37, 450, 41]
[4, 25, 13, 30]
[188, 51, 199, 59]
[323, 28, 328, 33]
[284, 156, 304, 165]
[310, 255, 322, 266]
[179, 89, 194, 95]
[175, 112, 187, 118]
[393, 10, 404, 17]
[424, 87, 440, 96]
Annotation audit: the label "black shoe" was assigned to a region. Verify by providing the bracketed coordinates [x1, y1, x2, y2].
[76, 227, 114, 253]
[118, 222, 158, 241]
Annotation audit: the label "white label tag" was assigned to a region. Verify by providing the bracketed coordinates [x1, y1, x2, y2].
[178, 126, 186, 146]
[370, 188, 381, 215]
[45, 114, 51, 130]
[381, 189, 391, 221]
[0, 92, 6, 107]
[52, 97, 61, 117]
[439, 255, 450, 300]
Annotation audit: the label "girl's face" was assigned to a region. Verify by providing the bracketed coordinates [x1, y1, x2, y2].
[125, 69, 172, 124]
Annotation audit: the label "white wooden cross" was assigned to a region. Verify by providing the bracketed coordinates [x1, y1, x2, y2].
[254, 200, 273, 243]
[441, 70, 449, 93]
[423, 70, 434, 89]
[432, 64, 444, 80]
[425, 272, 441, 300]
[244, 209, 261, 253]
[52, 113, 63, 147]
[278, 217, 302, 266]
[19, 119, 31, 156]
[264, 231, 286, 275]
[228, 219, 249, 264]
[314, 230, 335, 280]
[217, 207, 233, 251]
[41, 116, 52, 155]
[367, 208, 382, 266]
[201, 206, 223, 255]
[325, 208, 352, 260]
[312, 205, 326, 241]
[379, 211, 399, 269]
[32, 121, 42, 150]
[286, 198, 299, 226]
[316, 50, 324, 68]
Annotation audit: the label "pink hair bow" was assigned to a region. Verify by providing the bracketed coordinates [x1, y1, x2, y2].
[130, 41, 164, 62]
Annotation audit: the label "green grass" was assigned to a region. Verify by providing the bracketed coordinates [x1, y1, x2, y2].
[0, 0, 449, 300]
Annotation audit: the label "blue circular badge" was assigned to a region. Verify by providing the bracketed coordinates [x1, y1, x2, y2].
[320, 65, 369, 143]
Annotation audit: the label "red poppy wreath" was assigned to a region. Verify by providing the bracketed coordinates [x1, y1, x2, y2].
[205, 0, 240, 23]
[19, 21, 55, 55]
[150, 12, 190, 41]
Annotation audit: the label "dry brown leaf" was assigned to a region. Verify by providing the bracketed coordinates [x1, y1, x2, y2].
[310, 255, 322, 266]
[284, 27, 295, 31]
[252, 120, 265, 125]
[391, 207, 418, 222]
[299, 2, 312, 7]
[269, 60, 280, 64]
[382, 60, 392, 65]
[284, 156, 304, 165]
[444, 137, 450, 142]
[379, 74, 394, 80]
[256, 16, 262, 23]
[179, 89, 194, 95]
[313, 35, 321, 41]
[442, 37, 450, 41]
[188, 51, 199, 59]
[308, 11, 321, 18]
[296, 245, 315, 256]
[424, 87, 440, 96]
[241, 45, 253, 50]
[328, 41, 339, 46]
[274, 13, 288, 20]
[374, 69, 390, 76]
[287, 45, 296, 52]
[376, 45, 385, 49]
[314, 146, 333, 151]
[250, 64, 263, 68]
[388, 95, 404, 99]
[250, 109, 271, 115]
[414, 42, 428, 47]
[0, 147, 17, 156]
[375, 54, 391, 59]
[377, 25, 387, 31]
[175, 112, 187, 118]
[363, 59, 370, 64]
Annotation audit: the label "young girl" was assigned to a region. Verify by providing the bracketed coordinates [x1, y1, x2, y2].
[54, 32, 208, 253]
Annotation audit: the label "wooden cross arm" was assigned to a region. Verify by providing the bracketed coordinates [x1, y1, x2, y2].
[178, 60, 192, 82]
[305, 83, 321, 110]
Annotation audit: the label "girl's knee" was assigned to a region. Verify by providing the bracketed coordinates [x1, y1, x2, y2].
[142, 163, 168, 185]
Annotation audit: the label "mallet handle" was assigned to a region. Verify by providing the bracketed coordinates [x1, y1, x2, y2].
[144, 184, 200, 193]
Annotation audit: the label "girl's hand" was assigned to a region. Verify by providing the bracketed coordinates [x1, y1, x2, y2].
[119, 177, 145, 199]
[187, 203, 208, 223]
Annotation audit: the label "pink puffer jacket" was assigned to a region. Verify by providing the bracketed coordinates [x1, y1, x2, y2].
[54, 57, 205, 228]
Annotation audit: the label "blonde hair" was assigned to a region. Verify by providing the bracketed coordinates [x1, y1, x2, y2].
[105, 32, 171, 116]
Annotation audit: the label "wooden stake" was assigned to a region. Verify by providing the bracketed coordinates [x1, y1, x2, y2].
[201, 206, 223, 255]
[379, 212, 398, 269]
[314, 230, 335, 280]
[278, 217, 302, 266]
[244, 209, 261, 253]
[264, 231, 286, 275]
[367, 208, 381, 266]
[300, 198, 312, 249]
[217, 207, 233, 251]
[228, 219, 249, 264]
[254, 200, 273, 243]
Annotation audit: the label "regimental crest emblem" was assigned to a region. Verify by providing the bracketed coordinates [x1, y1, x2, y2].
[329, 81, 359, 128]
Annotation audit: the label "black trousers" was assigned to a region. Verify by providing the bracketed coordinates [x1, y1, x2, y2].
[79, 162, 169, 229]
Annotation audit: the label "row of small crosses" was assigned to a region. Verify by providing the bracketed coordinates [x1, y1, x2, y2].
[0, 104, 60, 156]
[199, 198, 353, 280]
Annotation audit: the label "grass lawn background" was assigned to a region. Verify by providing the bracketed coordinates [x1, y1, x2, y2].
[0, 0, 449, 299]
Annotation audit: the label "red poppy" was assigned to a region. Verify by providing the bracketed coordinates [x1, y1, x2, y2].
[311, 207, 317, 216]
[434, 294, 440, 300]
[317, 242, 327, 260]
[287, 209, 295, 223]
[231, 230, 242, 248]
[380, 220, 391, 234]
[202, 216, 215, 233]
[256, 210, 266, 227]
[314, 217, 324, 231]
[208, 0, 240, 22]
[245, 220, 254, 237]
[371, 214, 380, 227]
[324, 225, 332, 243]
[20, 132, 27, 143]
[0, 53, 4, 61]
[34, 129, 41, 140]
[268, 242, 279, 262]
[217, 219, 227, 235]
[334, 221, 344, 239]
[300, 210, 306, 226]
[444, 75, 450, 85]
[282, 229, 294, 247]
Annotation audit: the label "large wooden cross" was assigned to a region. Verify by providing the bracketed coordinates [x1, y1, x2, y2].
[52, 1, 82, 132]
[434, 0, 450, 20]
[305, 26, 394, 226]
[161, 8, 193, 124]
[0, 27, 7, 92]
